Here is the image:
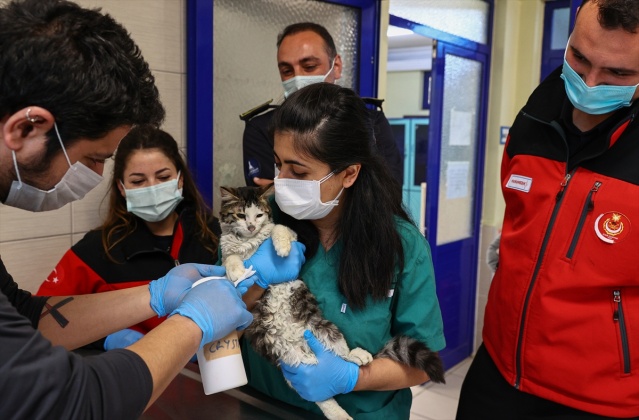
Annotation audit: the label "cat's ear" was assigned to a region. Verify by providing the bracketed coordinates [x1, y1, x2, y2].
[259, 183, 275, 198]
[220, 186, 239, 203]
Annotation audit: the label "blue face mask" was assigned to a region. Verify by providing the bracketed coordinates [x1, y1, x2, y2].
[282, 60, 335, 99]
[121, 173, 183, 223]
[561, 53, 639, 115]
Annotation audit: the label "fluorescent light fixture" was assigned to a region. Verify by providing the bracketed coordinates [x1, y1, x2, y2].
[387, 26, 414, 37]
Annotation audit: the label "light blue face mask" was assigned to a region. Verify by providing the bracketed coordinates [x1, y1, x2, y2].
[561, 48, 639, 115]
[121, 172, 183, 223]
[282, 60, 335, 98]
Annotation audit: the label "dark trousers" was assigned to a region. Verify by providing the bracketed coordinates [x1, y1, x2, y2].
[456, 344, 637, 420]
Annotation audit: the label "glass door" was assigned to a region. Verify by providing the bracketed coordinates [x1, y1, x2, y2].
[428, 39, 489, 368]
[390, 9, 492, 369]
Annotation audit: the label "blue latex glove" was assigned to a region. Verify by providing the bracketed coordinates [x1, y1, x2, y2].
[236, 275, 257, 295]
[104, 328, 144, 351]
[170, 278, 253, 348]
[244, 238, 306, 288]
[149, 264, 227, 316]
[280, 330, 359, 402]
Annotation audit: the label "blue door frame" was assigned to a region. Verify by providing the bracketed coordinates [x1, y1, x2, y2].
[390, 13, 492, 369]
[186, 0, 381, 207]
[541, 0, 570, 81]
[540, 0, 582, 81]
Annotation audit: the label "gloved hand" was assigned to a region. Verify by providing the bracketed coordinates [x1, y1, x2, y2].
[280, 330, 359, 402]
[149, 264, 227, 316]
[236, 275, 257, 295]
[244, 238, 306, 288]
[170, 278, 253, 348]
[104, 328, 145, 351]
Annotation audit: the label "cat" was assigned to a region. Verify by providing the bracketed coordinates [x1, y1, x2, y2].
[219, 185, 445, 420]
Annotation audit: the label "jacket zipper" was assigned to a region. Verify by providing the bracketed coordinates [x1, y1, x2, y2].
[566, 181, 601, 259]
[512, 109, 636, 389]
[613, 290, 631, 374]
[514, 172, 573, 388]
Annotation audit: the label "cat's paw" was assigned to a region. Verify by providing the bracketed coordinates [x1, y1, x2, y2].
[271, 225, 297, 257]
[227, 266, 246, 282]
[224, 255, 246, 282]
[346, 347, 373, 366]
[316, 399, 352, 420]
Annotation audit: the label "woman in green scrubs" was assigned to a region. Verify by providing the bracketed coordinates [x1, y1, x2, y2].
[241, 82, 445, 419]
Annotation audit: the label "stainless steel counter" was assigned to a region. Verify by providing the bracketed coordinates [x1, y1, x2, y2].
[141, 363, 324, 419]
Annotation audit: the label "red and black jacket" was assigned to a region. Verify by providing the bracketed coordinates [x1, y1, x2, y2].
[484, 66, 639, 417]
[37, 207, 220, 335]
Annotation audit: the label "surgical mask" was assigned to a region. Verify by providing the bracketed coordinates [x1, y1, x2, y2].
[4, 123, 103, 212]
[282, 60, 335, 98]
[561, 47, 639, 115]
[122, 173, 183, 222]
[274, 172, 343, 220]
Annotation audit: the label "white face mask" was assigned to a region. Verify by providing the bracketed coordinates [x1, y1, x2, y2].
[121, 172, 184, 223]
[274, 172, 344, 220]
[4, 123, 103, 212]
[282, 60, 335, 98]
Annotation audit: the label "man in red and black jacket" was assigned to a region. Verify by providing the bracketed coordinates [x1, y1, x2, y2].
[458, 1, 639, 418]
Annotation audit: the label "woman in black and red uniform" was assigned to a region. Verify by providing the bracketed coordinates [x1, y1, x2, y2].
[37, 125, 220, 350]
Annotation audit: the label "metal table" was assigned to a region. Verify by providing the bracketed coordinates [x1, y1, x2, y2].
[141, 363, 324, 419]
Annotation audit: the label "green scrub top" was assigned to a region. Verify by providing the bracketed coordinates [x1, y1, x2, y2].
[241, 217, 445, 419]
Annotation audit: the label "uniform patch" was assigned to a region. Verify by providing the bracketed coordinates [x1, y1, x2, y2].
[594, 212, 631, 244]
[246, 159, 260, 178]
[506, 174, 533, 192]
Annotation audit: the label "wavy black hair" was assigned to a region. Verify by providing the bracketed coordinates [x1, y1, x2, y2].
[0, 0, 164, 160]
[271, 83, 409, 309]
[580, 0, 639, 33]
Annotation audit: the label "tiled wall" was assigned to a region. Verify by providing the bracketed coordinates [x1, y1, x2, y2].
[0, 0, 186, 293]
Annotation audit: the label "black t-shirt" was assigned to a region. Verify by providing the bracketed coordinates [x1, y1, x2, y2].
[0, 257, 153, 418]
[559, 98, 633, 171]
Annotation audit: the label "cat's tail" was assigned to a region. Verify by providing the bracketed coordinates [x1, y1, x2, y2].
[375, 335, 446, 384]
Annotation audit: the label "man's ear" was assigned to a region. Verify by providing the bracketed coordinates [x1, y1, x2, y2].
[341, 163, 361, 188]
[2, 106, 54, 151]
[333, 54, 343, 81]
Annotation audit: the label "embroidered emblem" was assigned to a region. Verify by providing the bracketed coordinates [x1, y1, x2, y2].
[506, 174, 532, 193]
[594, 212, 631, 244]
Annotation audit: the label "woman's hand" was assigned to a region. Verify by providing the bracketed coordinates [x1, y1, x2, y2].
[280, 330, 359, 402]
[104, 328, 145, 350]
[244, 238, 306, 288]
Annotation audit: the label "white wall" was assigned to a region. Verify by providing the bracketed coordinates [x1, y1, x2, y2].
[474, 0, 545, 351]
[385, 71, 430, 118]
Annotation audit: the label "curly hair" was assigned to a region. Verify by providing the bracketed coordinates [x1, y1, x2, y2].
[580, 0, 639, 33]
[0, 0, 165, 160]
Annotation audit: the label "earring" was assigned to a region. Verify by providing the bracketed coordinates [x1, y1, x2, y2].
[25, 108, 41, 123]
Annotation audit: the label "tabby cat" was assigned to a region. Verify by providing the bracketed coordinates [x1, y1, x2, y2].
[219, 185, 445, 420]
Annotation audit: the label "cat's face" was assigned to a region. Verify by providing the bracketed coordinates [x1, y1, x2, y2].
[219, 185, 273, 238]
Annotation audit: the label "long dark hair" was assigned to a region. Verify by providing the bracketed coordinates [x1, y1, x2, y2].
[100, 125, 217, 261]
[272, 83, 409, 309]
